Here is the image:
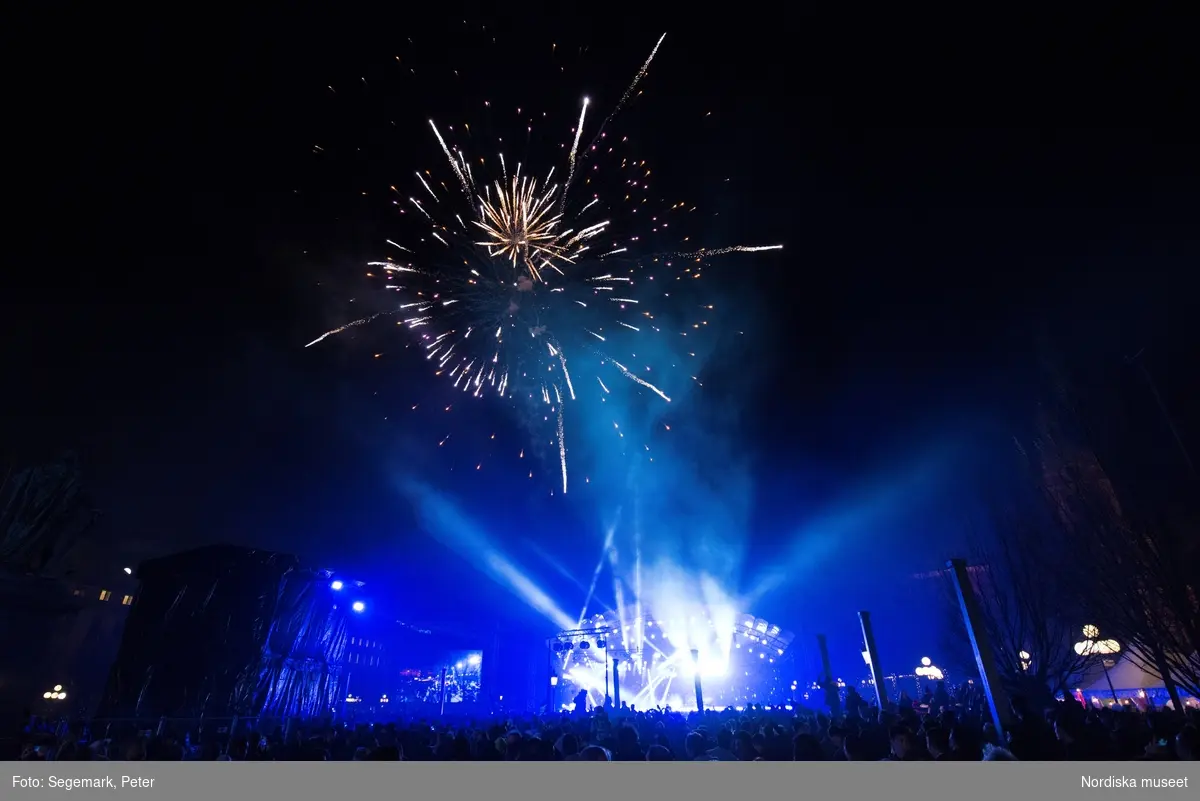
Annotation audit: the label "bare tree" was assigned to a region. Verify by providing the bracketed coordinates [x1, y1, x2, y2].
[1032, 429, 1200, 701]
[1027, 341, 1200, 705]
[941, 492, 1102, 706]
[0, 453, 97, 575]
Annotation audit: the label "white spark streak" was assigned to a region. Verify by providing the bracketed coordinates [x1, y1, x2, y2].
[562, 97, 590, 208]
[606, 358, 671, 402]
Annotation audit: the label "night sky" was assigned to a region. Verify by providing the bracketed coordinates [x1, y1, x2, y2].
[7, 8, 1198, 674]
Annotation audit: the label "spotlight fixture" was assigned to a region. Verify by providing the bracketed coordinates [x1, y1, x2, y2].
[352, 601, 365, 613]
[580, 641, 591, 650]
[330, 580, 344, 591]
[596, 638, 607, 649]
[123, 567, 133, 575]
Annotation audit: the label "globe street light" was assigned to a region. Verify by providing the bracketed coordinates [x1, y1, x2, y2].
[915, 657, 944, 683]
[1074, 625, 1121, 703]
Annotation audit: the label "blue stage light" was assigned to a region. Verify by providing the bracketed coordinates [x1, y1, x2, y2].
[352, 601, 365, 613]
[330, 580, 344, 591]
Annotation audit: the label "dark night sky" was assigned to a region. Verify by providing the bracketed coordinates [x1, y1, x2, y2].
[7, 7, 1198, 670]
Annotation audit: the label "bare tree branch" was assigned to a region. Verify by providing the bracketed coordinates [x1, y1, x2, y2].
[0, 453, 93, 575]
[1033, 431, 1200, 698]
[941, 489, 1102, 705]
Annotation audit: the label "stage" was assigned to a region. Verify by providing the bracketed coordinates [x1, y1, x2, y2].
[546, 607, 798, 711]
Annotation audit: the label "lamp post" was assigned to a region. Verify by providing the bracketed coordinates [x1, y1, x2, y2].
[915, 657, 944, 681]
[1074, 625, 1121, 703]
[914, 657, 944, 695]
[857, 613, 889, 710]
[811, 634, 842, 717]
[946, 559, 1011, 735]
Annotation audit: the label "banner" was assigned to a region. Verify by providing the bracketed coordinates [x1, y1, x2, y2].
[5, 761, 1194, 801]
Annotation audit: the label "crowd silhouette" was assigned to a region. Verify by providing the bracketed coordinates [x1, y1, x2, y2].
[11, 684, 1199, 761]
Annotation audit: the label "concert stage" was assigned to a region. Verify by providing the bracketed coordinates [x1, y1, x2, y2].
[546, 607, 798, 711]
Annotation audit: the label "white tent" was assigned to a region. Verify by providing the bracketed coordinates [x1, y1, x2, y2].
[1081, 655, 1164, 694]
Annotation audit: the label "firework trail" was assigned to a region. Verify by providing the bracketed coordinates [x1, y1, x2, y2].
[602, 357, 671, 403]
[305, 312, 395, 348]
[308, 32, 783, 492]
[561, 97, 591, 211]
[580, 32, 667, 161]
[674, 245, 785, 258]
[556, 407, 568, 494]
[430, 119, 470, 195]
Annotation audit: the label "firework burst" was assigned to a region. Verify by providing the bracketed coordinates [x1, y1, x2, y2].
[308, 32, 781, 494]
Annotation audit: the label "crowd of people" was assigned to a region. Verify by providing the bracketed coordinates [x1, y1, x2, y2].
[8, 683, 1199, 762]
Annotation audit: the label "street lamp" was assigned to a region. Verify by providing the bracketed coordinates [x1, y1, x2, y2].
[1074, 625, 1121, 703]
[915, 657, 944, 683]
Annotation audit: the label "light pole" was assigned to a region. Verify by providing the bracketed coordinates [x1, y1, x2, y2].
[43, 685, 68, 732]
[857, 613, 889, 710]
[915, 657, 944, 696]
[947, 559, 1011, 735]
[1074, 625, 1121, 703]
[915, 657, 944, 680]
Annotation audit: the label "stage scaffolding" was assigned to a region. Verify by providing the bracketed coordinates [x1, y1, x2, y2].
[545, 625, 616, 712]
